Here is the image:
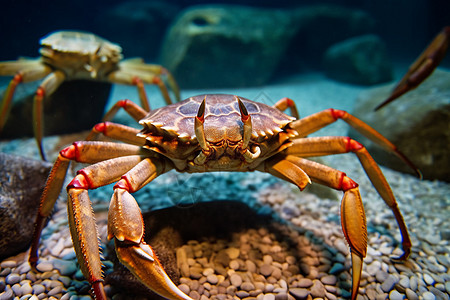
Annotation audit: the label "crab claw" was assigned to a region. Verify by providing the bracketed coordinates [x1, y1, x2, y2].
[108, 188, 192, 300]
[115, 240, 192, 300]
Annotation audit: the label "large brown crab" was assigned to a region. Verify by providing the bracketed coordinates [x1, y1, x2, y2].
[0, 30, 180, 160]
[29, 94, 418, 300]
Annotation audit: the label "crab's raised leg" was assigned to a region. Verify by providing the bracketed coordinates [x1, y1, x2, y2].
[86, 99, 148, 141]
[375, 26, 450, 110]
[120, 59, 180, 102]
[110, 60, 180, 110]
[284, 136, 411, 260]
[107, 158, 192, 300]
[290, 108, 421, 178]
[271, 156, 366, 300]
[273, 97, 299, 119]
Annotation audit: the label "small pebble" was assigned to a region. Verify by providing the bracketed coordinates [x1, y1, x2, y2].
[423, 273, 434, 285]
[230, 274, 242, 287]
[320, 275, 337, 285]
[289, 288, 309, 300]
[296, 278, 313, 288]
[5, 273, 20, 285]
[241, 282, 255, 292]
[405, 288, 418, 300]
[36, 261, 53, 272]
[389, 290, 404, 300]
[422, 291, 435, 300]
[381, 274, 399, 292]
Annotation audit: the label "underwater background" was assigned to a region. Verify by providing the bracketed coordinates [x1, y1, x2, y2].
[0, 1, 449, 300]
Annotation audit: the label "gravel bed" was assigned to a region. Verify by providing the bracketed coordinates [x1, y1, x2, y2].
[0, 146, 448, 300]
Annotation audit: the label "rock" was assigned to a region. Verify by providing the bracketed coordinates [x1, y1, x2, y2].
[289, 288, 310, 300]
[0, 153, 52, 259]
[349, 68, 450, 181]
[160, 4, 298, 88]
[95, 1, 181, 60]
[323, 34, 393, 85]
[0, 80, 111, 139]
[278, 5, 375, 74]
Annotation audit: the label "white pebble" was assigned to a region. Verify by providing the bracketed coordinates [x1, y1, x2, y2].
[0, 260, 18, 268]
[423, 274, 435, 285]
[5, 273, 21, 285]
[36, 262, 53, 272]
[422, 291, 435, 300]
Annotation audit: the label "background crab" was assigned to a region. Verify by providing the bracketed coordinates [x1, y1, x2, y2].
[0, 30, 180, 160]
[29, 94, 418, 300]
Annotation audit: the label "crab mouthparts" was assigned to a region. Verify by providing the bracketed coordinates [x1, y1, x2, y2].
[193, 96, 261, 166]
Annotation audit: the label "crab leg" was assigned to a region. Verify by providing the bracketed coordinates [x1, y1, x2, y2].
[85, 99, 148, 141]
[109, 66, 179, 109]
[108, 158, 191, 300]
[273, 97, 299, 119]
[284, 136, 412, 260]
[375, 26, 450, 110]
[65, 154, 152, 300]
[30, 142, 148, 267]
[120, 59, 181, 102]
[258, 155, 311, 190]
[278, 155, 367, 300]
[33, 70, 66, 160]
[290, 108, 421, 178]
[0, 61, 51, 140]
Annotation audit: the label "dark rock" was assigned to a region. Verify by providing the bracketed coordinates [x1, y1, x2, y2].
[348, 68, 450, 181]
[160, 4, 298, 88]
[278, 5, 375, 74]
[95, 1, 181, 60]
[0, 153, 52, 259]
[0, 80, 111, 139]
[323, 34, 393, 85]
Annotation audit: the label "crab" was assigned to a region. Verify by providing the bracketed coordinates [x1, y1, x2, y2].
[0, 30, 180, 161]
[29, 94, 419, 300]
[375, 26, 449, 110]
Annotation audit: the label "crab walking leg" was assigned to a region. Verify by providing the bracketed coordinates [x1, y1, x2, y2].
[120, 59, 181, 102]
[258, 155, 311, 191]
[285, 136, 412, 259]
[375, 26, 450, 110]
[88, 122, 146, 146]
[290, 108, 421, 177]
[272, 97, 299, 119]
[64, 155, 151, 300]
[33, 70, 66, 161]
[284, 156, 366, 300]
[86, 99, 148, 141]
[107, 159, 192, 300]
[0, 63, 52, 133]
[29, 142, 148, 266]
[108, 68, 176, 109]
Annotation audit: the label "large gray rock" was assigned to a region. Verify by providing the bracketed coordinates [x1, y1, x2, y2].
[0, 153, 52, 259]
[160, 5, 299, 88]
[323, 34, 393, 85]
[0, 80, 111, 139]
[95, 1, 181, 60]
[160, 4, 375, 89]
[349, 68, 450, 181]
